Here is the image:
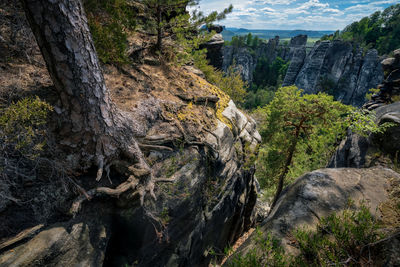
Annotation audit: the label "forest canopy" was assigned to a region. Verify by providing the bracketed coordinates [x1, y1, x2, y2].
[321, 4, 400, 55]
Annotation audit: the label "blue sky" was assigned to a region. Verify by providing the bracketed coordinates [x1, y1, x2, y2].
[193, 0, 399, 30]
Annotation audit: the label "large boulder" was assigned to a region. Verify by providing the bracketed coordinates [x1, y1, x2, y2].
[226, 167, 400, 264]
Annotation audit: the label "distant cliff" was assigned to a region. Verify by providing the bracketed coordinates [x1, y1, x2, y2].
[221, 35, 306, 84]
[285, 40, 384, 107]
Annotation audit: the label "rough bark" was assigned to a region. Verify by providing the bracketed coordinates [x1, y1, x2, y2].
[21, 0, 155, 210]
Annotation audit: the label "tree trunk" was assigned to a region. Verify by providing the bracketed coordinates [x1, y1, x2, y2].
[270, 125, 302, 210]
[21, 0, 156, 212]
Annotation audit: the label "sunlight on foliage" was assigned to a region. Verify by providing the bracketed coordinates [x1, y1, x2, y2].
[230, 203, 384, 267]
[193, 50, 247, 105]
[255, 86, 352, 196]
[0, 97, 52, 159]
[84, 0, 136, 64]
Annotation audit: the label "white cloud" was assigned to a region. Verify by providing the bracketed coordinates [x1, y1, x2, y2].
[250, 0, 295, 5]
[195, 0, 397, 30]
[261, 7, 276, 12]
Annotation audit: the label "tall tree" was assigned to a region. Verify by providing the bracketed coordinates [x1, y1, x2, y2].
[21, 0, 158, 211]
[143, 0, 232, 51]
[256, 86, 351, 209]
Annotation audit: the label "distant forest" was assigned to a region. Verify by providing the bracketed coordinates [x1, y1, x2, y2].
[221, 28, 334, 42]
[321, 4, 400, 55]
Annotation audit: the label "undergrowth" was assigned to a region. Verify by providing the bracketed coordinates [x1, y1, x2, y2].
[84, 0, 136, 64]
[229, 204, 384, 267]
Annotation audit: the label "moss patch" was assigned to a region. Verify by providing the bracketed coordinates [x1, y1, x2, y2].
[187, 72, 232, 128]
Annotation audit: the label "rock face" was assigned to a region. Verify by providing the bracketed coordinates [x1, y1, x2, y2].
[330, 50, 400, 168]
[364, 48, 400, 110]
[226, 167, 400, 264]
[0, 66, 261, 267]
[0, 213, 111, 267]
[281, 35, 308, 86]
[329, 101, 400, 168]
[288, 40, 384, 106]
[223, 46, 255, 82]
[222, 35, 307, 84]
[200, 33, 225, 69]
[279, 34, 307, 62]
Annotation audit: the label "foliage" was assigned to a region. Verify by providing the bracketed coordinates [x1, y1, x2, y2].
[252, 56, 289, 91]
[230, 204, 383, 267]
[228, 33, 263, 49]
[294, 203, 381, 266]
[320, 4, 400, 55]
[244, 87, 275, 110]
[0, 97, 52, 159]
[142, 0, 232, 53]
[348, 109, 396, 137]
[229, 229, 289, 267]
[84, 0, 136, 64]
[255, 86, 394, 202]
[255, 86, 352, 199]
[365, 88, 380, 101]
[193, 50, 247, 105]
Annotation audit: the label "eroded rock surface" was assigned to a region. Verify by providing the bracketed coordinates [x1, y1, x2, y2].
[226, 167, 400, 264]
[330, 51, 400, 168]
[291, 40, 383, 106]
[0, 68, 261, 267]
[222, 35, 306, 84]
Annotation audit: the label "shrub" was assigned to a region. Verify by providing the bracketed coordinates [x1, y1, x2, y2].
[229, 229, 288, 267]
[0, 96, 52, 159]
[84, 0, 136, 65]
[230, 204, 384, 267]
[193, 50, 247, 105]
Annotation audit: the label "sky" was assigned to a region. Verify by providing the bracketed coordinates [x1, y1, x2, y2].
[193, 0, 399, 31]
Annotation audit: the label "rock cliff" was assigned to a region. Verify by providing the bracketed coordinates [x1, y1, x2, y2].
[330, 49, 400, 168]
[0, 4, 261, 266]
[222, 35, 306, 84]
[286, 40, 384, 106]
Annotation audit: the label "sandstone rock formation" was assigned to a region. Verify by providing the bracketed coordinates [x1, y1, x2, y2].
[222, 35, 307, 84]
[0, 70, 261, 266]
[0, 5, 261, 265]
[200, 33, 225, 70]
[330, 49, 400, 168]
[281, 35, 308, 87]
[225, 167, 400, 266]
[222, 46, 255, 82]
[364, 48, 400, 110]
[287, 40, 384, 106]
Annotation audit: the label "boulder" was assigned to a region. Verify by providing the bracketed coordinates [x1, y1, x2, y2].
[0, 214, 111, 267]
[330, 102, 400, 168]
[226, 167, 400, 263]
